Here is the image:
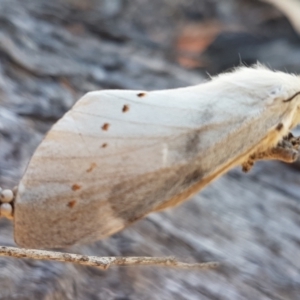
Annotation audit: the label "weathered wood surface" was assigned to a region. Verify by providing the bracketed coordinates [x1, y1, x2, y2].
[1, 0, 300, 299]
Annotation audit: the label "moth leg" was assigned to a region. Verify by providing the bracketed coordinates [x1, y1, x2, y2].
[270, 132, 300, 162]
[242, 159, 254, 173]
[257, 147, 298, 163]
[242, 132, 300, 173]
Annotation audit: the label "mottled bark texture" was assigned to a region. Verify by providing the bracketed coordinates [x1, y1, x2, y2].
[1, 0, 300, 299]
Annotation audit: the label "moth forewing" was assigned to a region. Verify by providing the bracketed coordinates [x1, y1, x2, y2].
[14, 66, 300, 248]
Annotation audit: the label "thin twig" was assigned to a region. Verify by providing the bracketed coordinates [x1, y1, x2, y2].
[0, 246, 219, 270]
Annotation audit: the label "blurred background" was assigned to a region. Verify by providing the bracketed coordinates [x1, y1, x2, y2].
[1, 0, 300, 299]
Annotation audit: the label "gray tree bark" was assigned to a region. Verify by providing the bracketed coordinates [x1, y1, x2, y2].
[1, 0, 300, 299]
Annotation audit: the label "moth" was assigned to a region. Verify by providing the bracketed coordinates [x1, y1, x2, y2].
[11, 65, 300, 249]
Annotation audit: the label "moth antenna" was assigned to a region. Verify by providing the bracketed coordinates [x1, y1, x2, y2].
[283, 91, 300, 102]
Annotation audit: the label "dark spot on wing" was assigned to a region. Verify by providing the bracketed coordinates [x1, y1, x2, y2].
[102, 123, 110, 131]
[107, 163, 205, 224]
[181, 169, 204, 188]
[67, 200, 77, 208]
[276, 123, 283, 131]
[86, 163, 97, 173]
[101, 143, 108, 148]
[122, 105, 130, 112]
[202, 108, 215, 124]
[107, 169, 179, 223]
[185, 132, 200, 157]
[137, 92, 146, 98]
[72, 184, 81, 191]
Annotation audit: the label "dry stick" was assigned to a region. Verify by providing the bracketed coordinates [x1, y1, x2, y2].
[0, 246, 219, 270]
[0, 192, 218, 271]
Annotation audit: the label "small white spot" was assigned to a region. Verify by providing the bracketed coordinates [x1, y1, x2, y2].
[162, 143, 168, 167]
[0, 189, 14, 203]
